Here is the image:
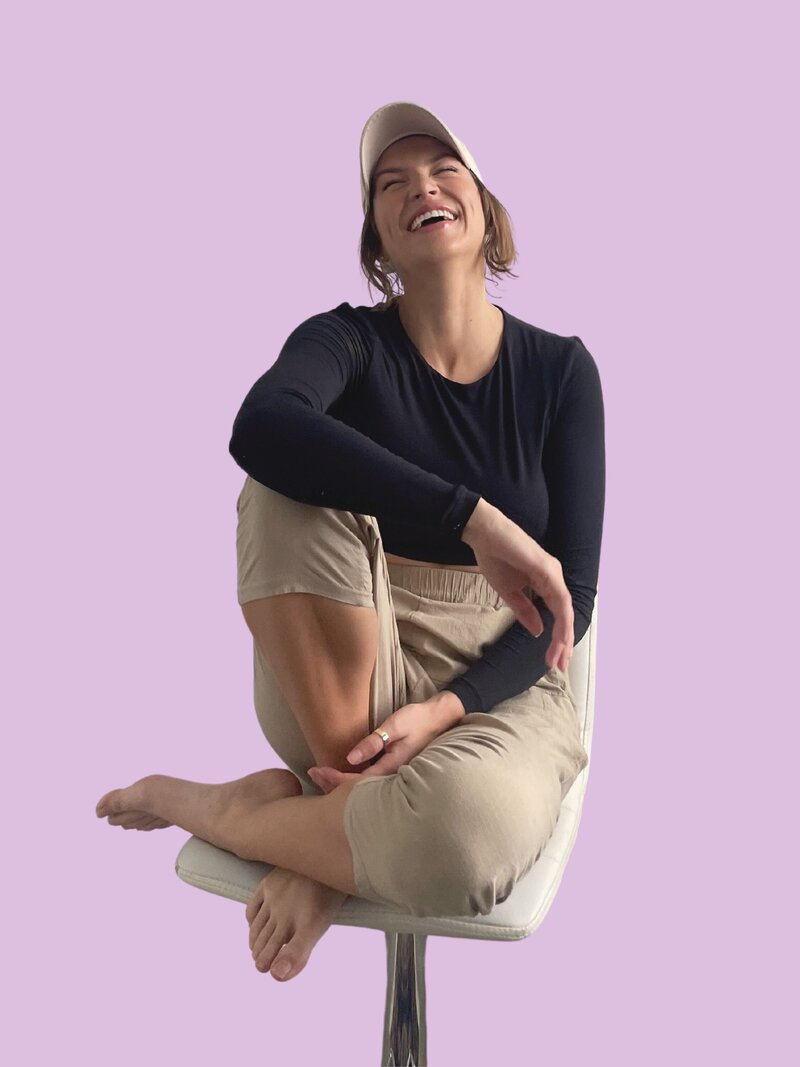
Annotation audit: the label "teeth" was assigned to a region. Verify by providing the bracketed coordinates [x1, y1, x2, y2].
[410, 209, 456, 231]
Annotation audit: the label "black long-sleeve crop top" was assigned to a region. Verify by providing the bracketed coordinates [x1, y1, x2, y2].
[229, 299, 605, 713]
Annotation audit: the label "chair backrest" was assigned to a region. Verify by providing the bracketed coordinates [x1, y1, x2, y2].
[566, 590, 598, 762]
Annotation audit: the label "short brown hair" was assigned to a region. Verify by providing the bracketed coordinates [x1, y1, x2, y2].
[359, 170, 519, 311]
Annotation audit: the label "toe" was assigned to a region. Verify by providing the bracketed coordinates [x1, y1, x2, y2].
[271, 938, 313, 982]
[245, 885, 265, 926]
[107, 811, 143, 828]
[252, 917, 276, 960]
[255, 925, 293, 974]
[248, 901, 270, 951]
[96, 791, 118, 817]
[121, 813, 153, 829]
[130, 814, 167, 830]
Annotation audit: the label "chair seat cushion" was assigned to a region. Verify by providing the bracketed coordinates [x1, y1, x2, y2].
[175, 759, 588, 941]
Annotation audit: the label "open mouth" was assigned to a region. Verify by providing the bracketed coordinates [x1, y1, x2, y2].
[411, 217, 457, 234]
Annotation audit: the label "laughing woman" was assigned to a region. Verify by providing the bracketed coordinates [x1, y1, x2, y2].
[96, 101, 605, 985]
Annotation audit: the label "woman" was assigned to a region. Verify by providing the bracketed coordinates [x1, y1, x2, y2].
[96, 101, 605, 985]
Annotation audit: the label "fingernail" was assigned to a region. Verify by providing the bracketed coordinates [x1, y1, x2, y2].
[348, 750, 361, 763]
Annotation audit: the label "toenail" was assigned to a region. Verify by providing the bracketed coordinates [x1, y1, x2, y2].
[272, 959, 291, 979]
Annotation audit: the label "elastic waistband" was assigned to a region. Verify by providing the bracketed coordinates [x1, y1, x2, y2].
[386, 562, 506, 608]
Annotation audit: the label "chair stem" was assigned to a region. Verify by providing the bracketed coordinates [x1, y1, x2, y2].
[382, 931, 428, 1066]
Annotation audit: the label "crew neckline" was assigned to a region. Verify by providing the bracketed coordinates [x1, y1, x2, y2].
[389, 302, 507, 388]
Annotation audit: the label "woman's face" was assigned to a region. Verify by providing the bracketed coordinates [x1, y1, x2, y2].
[370, 134, 486, 279]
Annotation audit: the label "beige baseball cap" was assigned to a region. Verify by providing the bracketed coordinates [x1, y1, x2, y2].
[359, 101, 483, 215]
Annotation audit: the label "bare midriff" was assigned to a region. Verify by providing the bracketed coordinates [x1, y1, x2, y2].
[383, 550, 482, 573]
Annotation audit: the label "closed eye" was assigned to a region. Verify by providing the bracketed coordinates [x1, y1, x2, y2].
[381, 166, 459, 192]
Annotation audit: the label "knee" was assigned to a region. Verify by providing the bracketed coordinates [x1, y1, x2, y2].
[386, 765, 557, 918]
[239, 476, 376, 546]
[416, 832, 512, 918]
[236, 477, 376, 605]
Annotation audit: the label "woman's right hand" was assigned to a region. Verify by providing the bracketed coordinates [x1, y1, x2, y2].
[462, 500, 575, 673]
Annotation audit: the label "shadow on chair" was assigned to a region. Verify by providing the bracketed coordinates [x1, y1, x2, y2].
[176, 597, 599, 1066]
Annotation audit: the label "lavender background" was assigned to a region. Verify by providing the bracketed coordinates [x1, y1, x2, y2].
[4, 1, 796, 1064]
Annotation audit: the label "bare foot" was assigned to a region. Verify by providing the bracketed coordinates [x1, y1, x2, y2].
[96, 768, 347, 982]
[246, 867, 348, 982]
[95, 767, 302, 831]
[95, 775, 173, 830]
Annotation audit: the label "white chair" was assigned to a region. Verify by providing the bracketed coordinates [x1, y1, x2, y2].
[176, 597, 598, 1066]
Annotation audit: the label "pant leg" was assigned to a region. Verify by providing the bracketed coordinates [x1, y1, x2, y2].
[235, 474, 421, 796]
[235, 474, 588, 917]
[343, 565, 590, 918]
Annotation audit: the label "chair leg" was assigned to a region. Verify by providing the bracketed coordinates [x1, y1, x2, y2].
[381, 931, 428, 1066]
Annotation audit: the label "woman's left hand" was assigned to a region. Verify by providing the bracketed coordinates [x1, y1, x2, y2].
[308, 695, 463, 794]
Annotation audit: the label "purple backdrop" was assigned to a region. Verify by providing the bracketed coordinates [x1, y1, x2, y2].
[5, 1, 795, 1064]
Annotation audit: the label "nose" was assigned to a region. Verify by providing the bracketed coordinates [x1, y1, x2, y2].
[408, 171, 441, 201]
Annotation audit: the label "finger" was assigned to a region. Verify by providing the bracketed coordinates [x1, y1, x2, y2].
[346, 739, 373, 764]
[534, 580, 571, 661]
[309, 765, 341, 780]
[546, 640, 565, 670]
[347, 722, 396, 765]
[503, 589, 545, 638]
[553, 604, 574, 669]
[306, 769, 325, 792]
[311, 767, 362, 795]
[358, 750, 405, 779]
[551, 613, 572, 656]
[307, 770, 336, 795]
[547, 628, 574, 673]
[312, 767, 343, 785]
[556, 587, 574, 636]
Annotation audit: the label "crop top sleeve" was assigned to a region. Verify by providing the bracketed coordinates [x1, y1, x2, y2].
[228, 309, 482, 538]
[441, 338, 606, 712]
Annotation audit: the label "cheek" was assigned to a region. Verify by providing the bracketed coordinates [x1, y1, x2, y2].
[374, 215, 398, 247]
[370, 214, 385, 244]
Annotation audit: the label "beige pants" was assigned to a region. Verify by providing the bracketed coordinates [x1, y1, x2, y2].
[236, 474, 588, 918]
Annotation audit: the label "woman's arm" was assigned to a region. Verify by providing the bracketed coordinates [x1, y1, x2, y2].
[229, 306, 481, 537]
[441, 336, 606, 713]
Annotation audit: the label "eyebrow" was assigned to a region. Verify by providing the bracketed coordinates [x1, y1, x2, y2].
[374, 150, 460, 182]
